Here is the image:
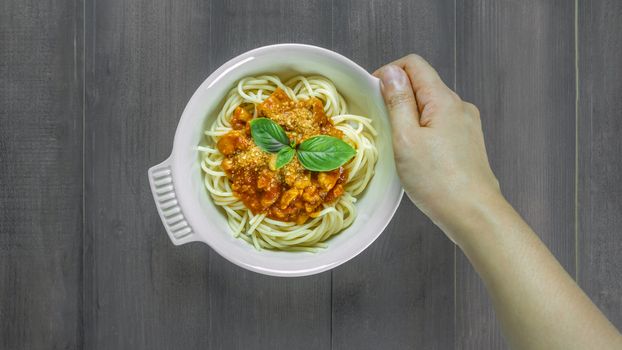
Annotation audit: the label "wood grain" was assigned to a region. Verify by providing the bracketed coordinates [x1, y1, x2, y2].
[3, 0, 622, 348]
[204, 1, 333, 349]
[84, 0, 213, 348]
[330, 1, 456, 349]
[0, 0, 83, 349]
[578, 0, 622, 331]
[455, 1, 576, 348]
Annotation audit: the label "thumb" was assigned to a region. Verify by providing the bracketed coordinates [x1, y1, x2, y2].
[390, 55, 459, 125]
[374, 65, 421, 130]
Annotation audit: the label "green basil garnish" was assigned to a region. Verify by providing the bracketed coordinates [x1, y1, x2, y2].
[249, 118, 355, 171]
[275, 147, 295, 169]
[250, 118, 290, 153]
[297, 135, 356, 171]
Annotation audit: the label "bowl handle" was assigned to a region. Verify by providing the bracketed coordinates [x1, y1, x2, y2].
[148, 155, 198, 245]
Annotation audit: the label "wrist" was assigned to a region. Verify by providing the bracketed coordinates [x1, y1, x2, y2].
[432, 187, 510, 248]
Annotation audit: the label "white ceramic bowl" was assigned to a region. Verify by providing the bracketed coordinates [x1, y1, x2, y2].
[148, 44, 403, 277]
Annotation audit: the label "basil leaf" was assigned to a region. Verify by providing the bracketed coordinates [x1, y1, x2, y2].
[297, 135, 356, 172]
[250, 118, 290, 153]
[275, 147, 295, 169]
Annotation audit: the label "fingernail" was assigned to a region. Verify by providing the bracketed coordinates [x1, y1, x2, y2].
[378, 65, 409, 90]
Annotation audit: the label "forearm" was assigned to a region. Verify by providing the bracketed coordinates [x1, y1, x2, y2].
[445, 193, 622, 349]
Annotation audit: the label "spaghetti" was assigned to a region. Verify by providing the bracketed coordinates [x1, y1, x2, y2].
[199, 75, 377, 252]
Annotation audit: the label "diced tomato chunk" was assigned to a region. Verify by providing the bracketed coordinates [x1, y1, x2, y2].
[231, 107, 252, 130]
[318, 170, 340, 191]
[216, 131, 249, 156]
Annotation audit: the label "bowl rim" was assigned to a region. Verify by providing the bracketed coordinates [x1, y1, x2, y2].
[162, 43, 404, 277]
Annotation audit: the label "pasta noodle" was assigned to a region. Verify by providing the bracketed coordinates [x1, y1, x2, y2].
[200, 75, 378, 252]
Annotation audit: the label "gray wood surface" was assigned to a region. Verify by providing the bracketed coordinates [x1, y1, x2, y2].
[455, 1, 576, 348]
[578, 0, 622, 331]
[0, 1, 83, 349]
[83, 1, 214, 348]
[1, 0, 621, 349]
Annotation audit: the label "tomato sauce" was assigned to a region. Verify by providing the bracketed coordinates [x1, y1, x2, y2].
[217, 89, 349, 224]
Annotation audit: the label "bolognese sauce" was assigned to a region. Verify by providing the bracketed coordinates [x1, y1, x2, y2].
[217, 88, 349, 224]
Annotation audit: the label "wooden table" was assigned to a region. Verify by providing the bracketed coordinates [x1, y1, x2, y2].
[2, 1, 621, 349]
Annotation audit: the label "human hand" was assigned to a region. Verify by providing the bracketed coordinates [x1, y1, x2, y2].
[375, 54, 622, 349]
[374, 55, 501, 243]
